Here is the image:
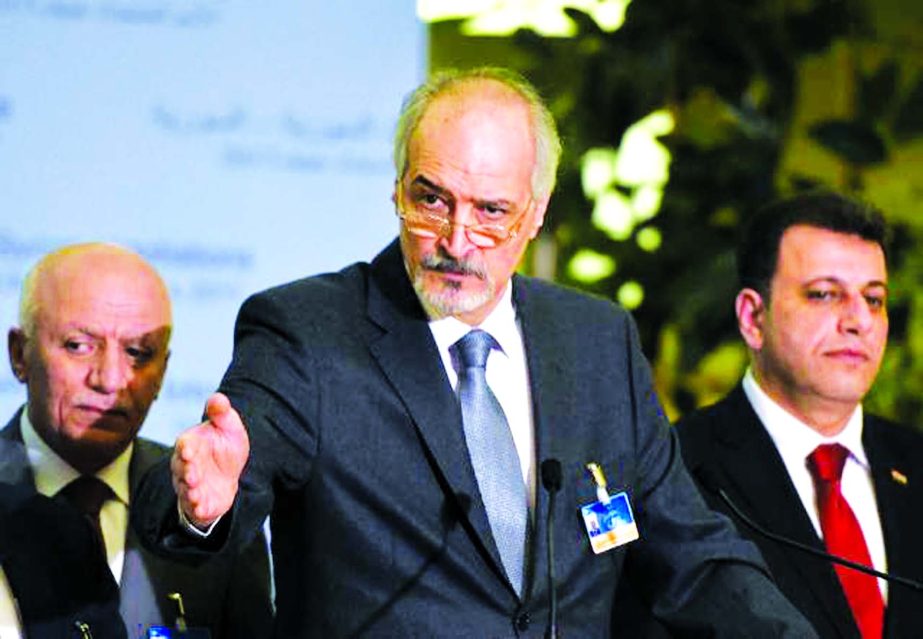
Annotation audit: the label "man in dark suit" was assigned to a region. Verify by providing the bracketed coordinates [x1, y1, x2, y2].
[3, 243, 273, 638]
[0, 468, 126, 639]
[676, 193, 923, 638]
[134, 67, 815, 637]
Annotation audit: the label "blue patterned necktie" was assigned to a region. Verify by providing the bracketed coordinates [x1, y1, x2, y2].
[453, 329, 528, 595]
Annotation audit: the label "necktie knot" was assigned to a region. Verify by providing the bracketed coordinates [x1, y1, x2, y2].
[454, 329, 496, 370]
[808, 443, 850, 483]
[58, 475, 113, 518]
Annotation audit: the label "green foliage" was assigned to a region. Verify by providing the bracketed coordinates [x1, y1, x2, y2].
[429, 0, 923, 425]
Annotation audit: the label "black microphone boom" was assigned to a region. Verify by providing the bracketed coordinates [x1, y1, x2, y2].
[697, 470, 923, 592]
[540, 459, 563, 639]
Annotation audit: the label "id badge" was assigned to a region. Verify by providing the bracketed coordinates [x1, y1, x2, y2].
[580, 491, 639, 554]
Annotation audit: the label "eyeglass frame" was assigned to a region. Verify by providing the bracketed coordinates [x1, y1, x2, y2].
[394, 179, 535, 248]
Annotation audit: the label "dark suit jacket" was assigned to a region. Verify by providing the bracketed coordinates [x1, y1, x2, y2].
[676, 384, 923, 639]
[134, 240, 815, 638]
[1, 410, 273, 639]
[0, 454, 126, 639]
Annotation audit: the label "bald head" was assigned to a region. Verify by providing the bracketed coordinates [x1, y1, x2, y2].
[19, 243, 172, 341]
[9, 243, 172, 473]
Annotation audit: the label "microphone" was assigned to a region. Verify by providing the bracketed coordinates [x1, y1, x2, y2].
[695, 470, 923, 592]
[541, 459, 563, 639]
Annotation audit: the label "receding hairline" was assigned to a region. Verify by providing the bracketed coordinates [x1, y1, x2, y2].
[411, 79, 537, 158]
[427, 75, 531, 108]
[18, 242, 172, 339]
[393, 67, 561, 202]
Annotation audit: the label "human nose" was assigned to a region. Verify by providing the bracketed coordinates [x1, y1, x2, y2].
[440, 206, 477, 257]
[88, 347, 129, 393]
[840, 292, 875, 335]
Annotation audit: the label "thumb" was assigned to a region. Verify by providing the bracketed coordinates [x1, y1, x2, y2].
[205, 392, 242, 435]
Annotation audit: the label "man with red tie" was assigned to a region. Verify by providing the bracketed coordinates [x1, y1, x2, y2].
[676, 192, 923, 638]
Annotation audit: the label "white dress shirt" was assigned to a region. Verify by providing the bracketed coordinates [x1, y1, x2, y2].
[742, 370, 888, 600]
[427, 283, 537, 510]
[0, 409, 132, 636]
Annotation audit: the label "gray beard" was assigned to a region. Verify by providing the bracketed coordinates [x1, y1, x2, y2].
[412, 253, 494, 320]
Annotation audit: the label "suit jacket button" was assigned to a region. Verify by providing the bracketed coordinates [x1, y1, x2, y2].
[515, 611, 531, 631]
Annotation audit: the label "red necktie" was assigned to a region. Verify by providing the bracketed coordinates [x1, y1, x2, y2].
[808, 444, 884, 639]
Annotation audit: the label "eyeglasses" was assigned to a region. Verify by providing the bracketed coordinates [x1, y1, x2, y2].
[395, 184, 533, 249]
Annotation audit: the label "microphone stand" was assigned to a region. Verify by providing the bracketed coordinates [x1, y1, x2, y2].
[708, 479, 923, 592]
[541, 459, 563, 639]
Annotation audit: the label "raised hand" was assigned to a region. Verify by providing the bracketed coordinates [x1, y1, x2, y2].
[172, 392, 250, 529]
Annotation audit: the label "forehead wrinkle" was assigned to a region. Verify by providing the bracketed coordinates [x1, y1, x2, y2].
[411, 87, 534, 176]
[31, 247, 172, 339]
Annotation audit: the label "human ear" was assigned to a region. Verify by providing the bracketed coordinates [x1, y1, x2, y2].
[8, 328, 28, 383]
[526, 197, 549, 239]
[736, 288, 766, 351]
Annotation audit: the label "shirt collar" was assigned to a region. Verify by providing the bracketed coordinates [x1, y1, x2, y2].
[742, 369, 868, 469]
[19, 406, 133, 505]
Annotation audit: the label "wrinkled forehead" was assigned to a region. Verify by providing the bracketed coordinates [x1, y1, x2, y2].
[414, 81, 533, 145]
[407, 87, 536, 192]
[34, 250, 172, 333]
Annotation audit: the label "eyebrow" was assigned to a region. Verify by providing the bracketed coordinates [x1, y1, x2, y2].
[63, 326, 101, 339]
[64, 326, 162, 344]
[804, 277, 889, 292]
[410, 175, 516, 208]
[410, 175, 450, 198]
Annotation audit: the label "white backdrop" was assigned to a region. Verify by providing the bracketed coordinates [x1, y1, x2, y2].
[0, 1, 425, 442]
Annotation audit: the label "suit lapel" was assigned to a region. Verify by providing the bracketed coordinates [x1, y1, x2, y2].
[863, 417, 923, 637]
[364, 241, 511, 589]
[512, 277, 573, 603]
[864, 416, 914, 571]
[0, 408, 37, 487]
[713, 388, 858, 637]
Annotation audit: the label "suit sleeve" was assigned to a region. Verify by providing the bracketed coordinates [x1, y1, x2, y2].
[615, 313, 817, 638]
[132, 289, 318, 559]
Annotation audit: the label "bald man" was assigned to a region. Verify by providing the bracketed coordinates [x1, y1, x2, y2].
[1, 243, 273, 638]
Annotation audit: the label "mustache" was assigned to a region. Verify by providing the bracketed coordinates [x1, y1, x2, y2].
[420, 253, 487, 279]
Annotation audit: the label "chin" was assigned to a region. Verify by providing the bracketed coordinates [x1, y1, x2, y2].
[818, 382, 870, 406]
[415, 277, 492, 318]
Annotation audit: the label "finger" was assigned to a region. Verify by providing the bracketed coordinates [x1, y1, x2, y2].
[205, 392, 231, 425]
[205, 392, 245, 437]
[173, 439, 197, 484]
[171, 447, 195, 491]
[175, 427, 203, 463]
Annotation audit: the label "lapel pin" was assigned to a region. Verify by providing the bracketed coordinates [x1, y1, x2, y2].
[890, 469, 908, 486]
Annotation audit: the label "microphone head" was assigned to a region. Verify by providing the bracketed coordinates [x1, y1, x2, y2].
[541, 459, 563, 493]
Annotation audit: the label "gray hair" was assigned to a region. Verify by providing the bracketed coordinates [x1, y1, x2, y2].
[393, 67, 562, 202]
